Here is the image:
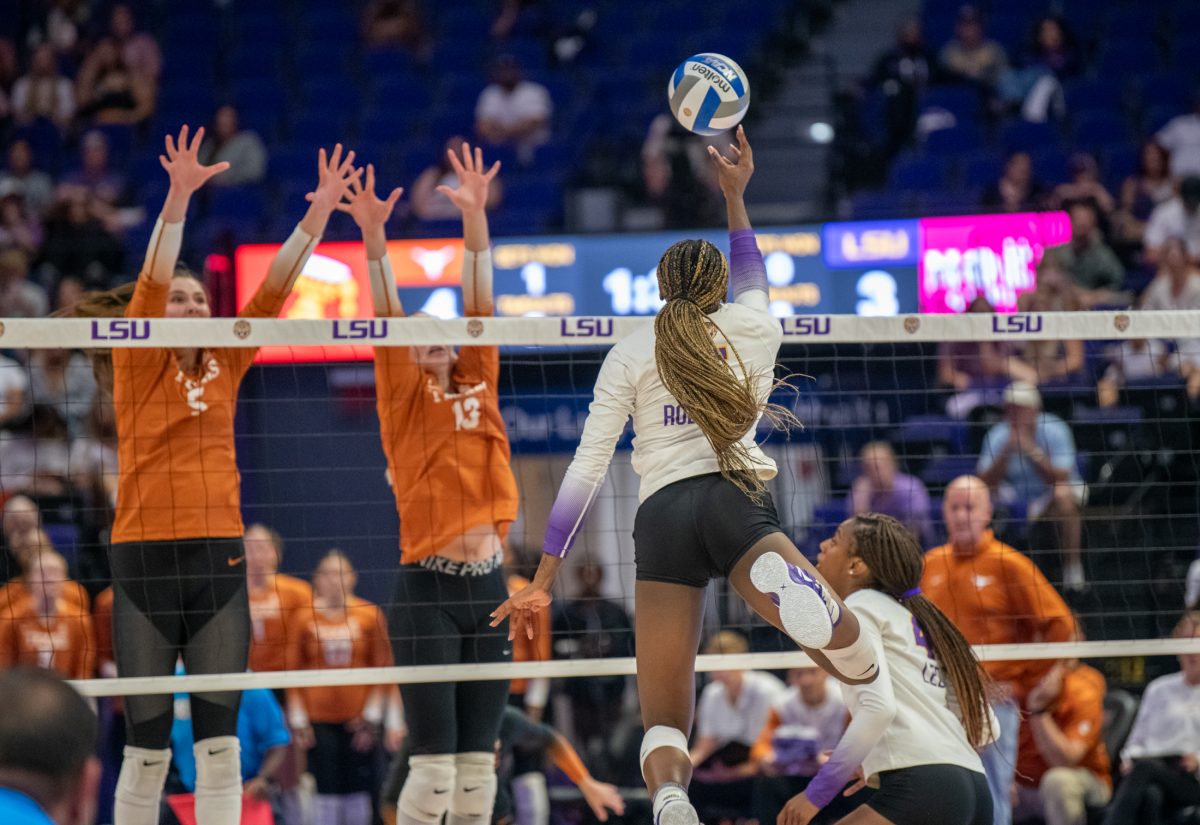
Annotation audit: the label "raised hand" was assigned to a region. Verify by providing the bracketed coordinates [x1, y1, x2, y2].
[436, 142, 500, 214]
[331, 163, 404, 231]
[159, 125, 228, 195]
[707, 125, 755, 198]
[305, 144, 363, 214]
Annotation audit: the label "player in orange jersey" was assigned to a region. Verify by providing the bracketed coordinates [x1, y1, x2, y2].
[245, 523, 314, 680]
[0, 546, 95, 678]
[0, 527, 90, 618]
[338, 144, 517, 825]
[62, 125, 361, 825]
[288, 551, 398, 825]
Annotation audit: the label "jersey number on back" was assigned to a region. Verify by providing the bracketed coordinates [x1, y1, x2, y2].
[911, 617, 933, 658]
[453, 397, 481, 431]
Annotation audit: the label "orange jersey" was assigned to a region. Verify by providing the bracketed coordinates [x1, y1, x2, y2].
[507, 574, 551, 695]
[111, 276, 289, 543]
[0, 579, 89, 620]
[0, 599, 95, 678]
[1017, 664, 1111, 788]
[374, 333, 519, 564]
[249, 574, 314, 673]
[290, 598, 392, 723]
[921, 531, 1075, 700]
[94, 586, 114, 674]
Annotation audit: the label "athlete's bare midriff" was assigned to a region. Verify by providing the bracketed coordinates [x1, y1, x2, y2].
[431, 524, 503, 563]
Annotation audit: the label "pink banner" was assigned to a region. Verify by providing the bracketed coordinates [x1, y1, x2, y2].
[918, 212, 1071, 314]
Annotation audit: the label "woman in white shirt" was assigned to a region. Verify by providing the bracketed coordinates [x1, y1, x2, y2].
[779, 513, 996, 825]
[1102, 617, 1200, 825]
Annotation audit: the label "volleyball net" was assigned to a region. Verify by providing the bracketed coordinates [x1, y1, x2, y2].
[1, 310, 1199, 698]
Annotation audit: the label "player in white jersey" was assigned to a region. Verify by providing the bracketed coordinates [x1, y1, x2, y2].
[777, 513, 997, 825]
[492, 128, 881, 825]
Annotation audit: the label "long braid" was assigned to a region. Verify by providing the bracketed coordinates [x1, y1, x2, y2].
[654, 239, 792, 502]
[849, 513, 997, 749]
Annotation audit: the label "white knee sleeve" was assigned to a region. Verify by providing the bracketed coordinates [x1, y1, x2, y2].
[822, 629, 880, 682]
[639, 726, 690, 780]
[114, 745, 171, 825]
[512, 771, 550, 825]
[450, 752, 498, 821]
[397, 754, 456, 824]
[194, 736, 243, 825]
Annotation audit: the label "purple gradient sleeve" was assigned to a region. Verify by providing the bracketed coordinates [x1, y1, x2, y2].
[543, 472, 604, 558]
[729, 229, 768, 303]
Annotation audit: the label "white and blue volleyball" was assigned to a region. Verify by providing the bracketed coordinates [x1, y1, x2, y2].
[668, 53, 750, 136]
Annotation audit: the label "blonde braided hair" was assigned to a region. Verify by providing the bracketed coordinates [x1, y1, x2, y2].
[654, 239, 794, 503]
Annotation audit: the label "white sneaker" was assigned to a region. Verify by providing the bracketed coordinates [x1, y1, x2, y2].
[656, 798, 700, 825]
[750, 551, 840, 649]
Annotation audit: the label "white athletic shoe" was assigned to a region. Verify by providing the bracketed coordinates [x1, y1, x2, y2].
[750, 551, 841, 649]
[656, 798, 700, 825]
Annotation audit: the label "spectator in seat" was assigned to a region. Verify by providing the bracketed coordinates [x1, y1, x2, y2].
[867, 16, 936, 154]
[0, 547, 95, 680]
[11, 44, 74, 129]
[1115, 141, 1174, 245]
[642, 113, 723, 228]
[0, 405, 72, 499]
[0, 140, 54, 217]
[0, 666, 100, 825]
[0, 185, 44, 257]
[847, 440, 934, 547]
[750, 666, 851, 825]
[1139, 237, 1200, 398]
[978, 382, 1086, 589]
[982, 151, 1046, 213]
[922, 474, 1076, 825]
[0, 38, 18, 115]
[1096, 337, 1173, 407]
[689, 631, 785, 824]
[62, 131, 126, 210]
[363, 0, 430, 57]
[939, 5, 1008, 93]
[0, 249, 48, 319]
[1156, 88, 1200, 180]
[75, 37, 154, 126]
[1045, 201, 1126, 307]
[0, 352, 29, 433]
[0, 528, 90, 621]
[108, 4, 161, 91]
[38, 187, 125, 284]
[28, 349, 96, 439]
[199, 105, 267, 187]
[938, 296, 1038, 418]
[1000, 15, 1077, 122]
[0, 497, 39, 585]
[1015, 253, 1086, 385]
[411, 135, 503, 221]
[1102, 615, 1200, 825]
[1145, 176, 1200, 265]
[475, 55, 552, 160]
[1052, 155, 1116, 217]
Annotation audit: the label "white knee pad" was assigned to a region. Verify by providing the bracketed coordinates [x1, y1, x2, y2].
[114, 745, 171, 825]
[397, 754, 457, 824]
[512, 771, 550, 825]
[639, 726, 690, 780]
[194, 736, 242, 825]
[450, 752, 498, 821]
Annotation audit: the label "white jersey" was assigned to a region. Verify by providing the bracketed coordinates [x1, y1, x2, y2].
[804, 588, 990, 808]
[696, 670, 787, 746]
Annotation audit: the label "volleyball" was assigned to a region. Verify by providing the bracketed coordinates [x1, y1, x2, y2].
[667, 53, 751, 136]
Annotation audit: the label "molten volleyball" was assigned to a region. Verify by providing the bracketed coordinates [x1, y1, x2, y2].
[667, 53, 750, 136]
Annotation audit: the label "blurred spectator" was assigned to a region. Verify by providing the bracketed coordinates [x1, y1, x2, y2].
[551, 560, 633, 772]
[1115, 141, 1174, 245]
[24, 0, 89, 57]
[0, 547, 95, 679]
[642, 114, 721, 228]
[978, 381, 1086, 589]
[38, 187, 125, 284]
[1144, 176, 1200, 264]
[28, 349, 95, 439]
[51, 275, 83, 313]
[1048, 201, 1125, 306]
[922, 474, 1076, 825]
[75, 38, 153, 126]
[362, 0, 430, 57]
[0, 666, 100, 825]
[475, 55, 552, 159]
[0, 186, 43, 257]
[1102, 616, 1200, 825]
[199, 105, 267, 187]
[68, 397, 118, 516]
[939, 296, 1037, 418]
[108, 4, 161, 90]
[982, 151, 1045, 212]
[1026, 15, 1080, 80]
[0, 496, 38, 585]
[11, 43, 74, 129]
[411, 135, 503, 221]
[62, 131, 126, 209]
[507, 566, 552, 721]
[1096, 338, 1171, 407]
[0, 352, 28, 430]
[867, 16, 936, 154]
[1000, 15, 1077, 122]
[0, 249, 49, 318]
[1140, 237, 1200, 400]
[0, 141, 52, 217]
[0, 405, 72, 498]
[1014, 656, 1111, 825]
[1156, 89, 1200, 179]
[0, 38, 18, 109]
[689, 631, 785, 823]
[847, 440, 934, 547]
[245, 523, 313, 677]
[491, 0, 539, 40]
[750, 666, 850, 825]
[0, 527, 89, 617]
[1052, 155, 1115, 217]
[939, 5, 1008, 92]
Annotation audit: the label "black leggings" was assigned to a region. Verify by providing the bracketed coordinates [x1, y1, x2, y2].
[388, 562, 511, 755]
[1103, 758, 1200, 825]
[310, 723, 377, 795]
[110, 538, 249, 748]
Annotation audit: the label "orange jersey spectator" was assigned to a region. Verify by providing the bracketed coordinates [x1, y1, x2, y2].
[0, 549, 95, 679]
[507, 573, 551, 708]
[93, 585, 114, 675]
[0, 528, 89, 619]
[1017, 663, 1111, 788]
[244, 523, 314, 673]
